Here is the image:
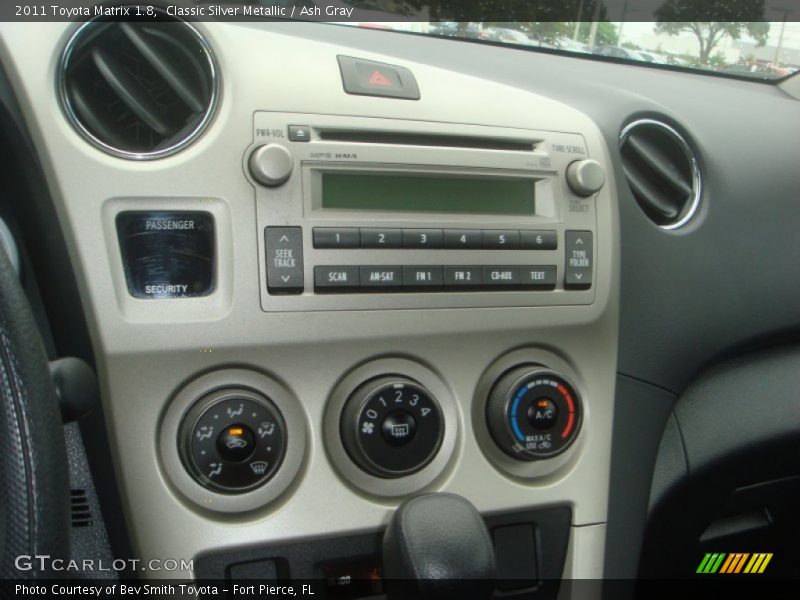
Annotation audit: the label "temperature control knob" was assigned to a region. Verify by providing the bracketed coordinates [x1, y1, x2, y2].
[566, 159, 605, 197]
[180, 389, 287, 493]
[248, 144, 293, 187]
[341, 376, 444, 478]
[486, 366, 581, 460]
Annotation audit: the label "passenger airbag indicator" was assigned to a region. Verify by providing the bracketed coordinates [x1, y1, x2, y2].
[116, 211, 215, 299]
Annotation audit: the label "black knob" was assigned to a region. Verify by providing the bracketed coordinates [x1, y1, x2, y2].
[383, 493, 495, 600]
[486, 366, 581, 460]
[180, 391, 287, 493]
[341, 376, 443, 478]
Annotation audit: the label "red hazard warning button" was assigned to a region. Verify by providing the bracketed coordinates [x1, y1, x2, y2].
[337, 55, 420, 100]
[368, 69, 393, 87]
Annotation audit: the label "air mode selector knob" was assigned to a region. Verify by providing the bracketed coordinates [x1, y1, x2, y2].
[341, 376, 444, 478]
[248, 144, 293, 187]
[486, 366, 582, 461]
[566, 159, 605, 196]
[180, 389, 287, 493]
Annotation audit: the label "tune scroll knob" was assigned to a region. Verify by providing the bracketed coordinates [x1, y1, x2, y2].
[341, 376, 444, 478]
[566, 159, 605, 197]
[248, 144, 293, 187]
[486, 366, 582, 460]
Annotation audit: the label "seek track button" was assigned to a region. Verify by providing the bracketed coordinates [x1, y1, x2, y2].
[265, 227, 303, 294]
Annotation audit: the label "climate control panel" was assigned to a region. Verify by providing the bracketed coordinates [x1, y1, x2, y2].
[179, 388, 287, 493]
[486, 366, 582, 460]
[340, 376, 444, 478]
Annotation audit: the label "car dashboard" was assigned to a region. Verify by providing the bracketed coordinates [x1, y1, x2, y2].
[0, 13, 798, 598]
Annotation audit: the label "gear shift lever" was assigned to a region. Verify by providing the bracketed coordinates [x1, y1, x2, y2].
[382, 493, 496, 600]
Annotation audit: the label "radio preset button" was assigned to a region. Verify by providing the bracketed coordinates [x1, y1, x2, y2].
[360, 266, 403, 289]
[265, 227, 304, 294]
[520, 230, 557, 250]
[403, 266, 443, 288]
[565, 231, 593, 289]
[360, 228, 402, 248]
[314, 266, 360, 291]
[521, 266, 557, 289]
[402, 229, 443, 249]
[443, 266, 483, 287]
[443, 230, 482, 249]
[313, 228, 360, 249]
[483, 266, 520, 287]
[483, 230, 521, 249]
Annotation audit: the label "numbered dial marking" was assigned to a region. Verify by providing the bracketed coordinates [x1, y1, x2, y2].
[486, 367, 582, 460]
[181, 392, 287, 493]
[341, 377, 444, 478]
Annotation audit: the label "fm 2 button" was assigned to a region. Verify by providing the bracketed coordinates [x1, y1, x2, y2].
[265, 227, 304, 294]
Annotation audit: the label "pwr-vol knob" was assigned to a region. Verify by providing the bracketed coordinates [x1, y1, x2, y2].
[248, 144, 293, 187]
[340, 376, 444, 478]
[486, 366, 582, 460]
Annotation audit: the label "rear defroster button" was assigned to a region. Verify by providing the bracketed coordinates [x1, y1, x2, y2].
[340, 376, 443, 478]
[381, 411, 417, 447]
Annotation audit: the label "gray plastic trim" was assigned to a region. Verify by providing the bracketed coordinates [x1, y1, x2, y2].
[159, 369, 308, 514]
[56, 18, 220, 161]
[324, 358, 459, 498]
[0, 217, 20, 277]
[619, 118, 702, 231]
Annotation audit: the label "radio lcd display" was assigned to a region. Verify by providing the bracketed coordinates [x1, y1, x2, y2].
[321, 172, 536, 215]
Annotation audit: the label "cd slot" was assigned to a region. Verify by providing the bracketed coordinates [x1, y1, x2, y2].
[317, 130, 538, 152]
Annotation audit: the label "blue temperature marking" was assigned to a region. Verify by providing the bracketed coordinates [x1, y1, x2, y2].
[510, 386, 527, 442]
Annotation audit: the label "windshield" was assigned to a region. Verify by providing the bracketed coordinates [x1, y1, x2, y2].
[328, 1, 800, 82]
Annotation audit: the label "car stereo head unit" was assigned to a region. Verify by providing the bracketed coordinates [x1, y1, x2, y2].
[246, 112, 608, 313]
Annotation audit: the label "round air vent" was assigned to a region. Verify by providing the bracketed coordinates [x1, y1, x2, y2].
[58, 13, 218, 159]
[619, 119, 702, 229]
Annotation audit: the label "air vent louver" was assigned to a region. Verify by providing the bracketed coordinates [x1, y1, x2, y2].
[619, 119, 701, 229]
[70, 489, 92, 528]
[59, 13, 217, 159]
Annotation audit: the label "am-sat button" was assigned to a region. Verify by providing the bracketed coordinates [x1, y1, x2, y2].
[360, 266, 403, 289]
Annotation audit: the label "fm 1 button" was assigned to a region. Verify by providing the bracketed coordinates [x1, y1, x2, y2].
[382, 411, 417, 447]
[217, 424, 256, 462]
[527, 399, 558, 431]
